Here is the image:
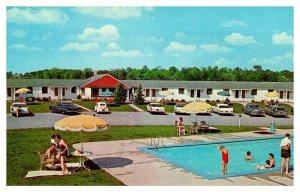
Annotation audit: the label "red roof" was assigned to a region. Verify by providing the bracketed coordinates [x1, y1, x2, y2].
[82, 74, 129, 89]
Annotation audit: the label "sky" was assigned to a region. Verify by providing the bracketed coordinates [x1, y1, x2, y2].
[6, 6, 294, 73]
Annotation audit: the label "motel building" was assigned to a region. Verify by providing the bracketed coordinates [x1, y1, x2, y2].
[7, 74, 293, 103]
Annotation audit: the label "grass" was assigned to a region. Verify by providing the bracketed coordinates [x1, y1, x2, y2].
[74, 101, 137, 112]
[7, 124, 275, 186]
[6, 101, 56, 113]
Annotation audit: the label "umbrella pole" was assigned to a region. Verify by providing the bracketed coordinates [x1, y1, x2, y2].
[81, 130, 83, 151]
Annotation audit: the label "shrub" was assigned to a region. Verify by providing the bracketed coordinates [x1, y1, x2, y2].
[42, 97, 49, 102]
[25, 97, 35, 102]
[36, 97, 42, 102]
[77, 95, 81, 100]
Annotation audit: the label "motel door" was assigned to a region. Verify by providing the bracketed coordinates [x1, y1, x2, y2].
[190, 90, 195, 98]
[91, 88, 99, 97]
[242, 90, 246, 98]
[235, 90, 239, 98]
[54, 88, 58, 96]
[280, 91, 284, 99]
[197, 90, 201, 99]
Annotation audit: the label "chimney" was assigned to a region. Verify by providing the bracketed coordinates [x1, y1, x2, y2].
[94, 70, 97, 76]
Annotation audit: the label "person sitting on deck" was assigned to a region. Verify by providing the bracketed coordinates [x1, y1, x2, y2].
[256, 153, 275, 169]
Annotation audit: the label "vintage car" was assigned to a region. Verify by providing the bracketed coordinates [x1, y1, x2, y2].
[244, 103, 265, 116]
[10, 102, 30, 117]
[212, 104, 233, 115]
[147, 103, 165, 113]
[265, 106, 288, 117]
[49, 101, 81, 115]
[94, 102, 110, 113]
[174, 103, 189, 115]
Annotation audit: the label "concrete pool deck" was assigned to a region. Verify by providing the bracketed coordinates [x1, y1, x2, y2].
[73, 129, 294, 186]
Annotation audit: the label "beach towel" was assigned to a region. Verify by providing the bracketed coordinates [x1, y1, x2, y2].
[25, 171, 68, 178]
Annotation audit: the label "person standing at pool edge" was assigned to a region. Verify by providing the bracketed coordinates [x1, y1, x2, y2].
[219, 145, 229, 175]
[280, 133, 291, 175]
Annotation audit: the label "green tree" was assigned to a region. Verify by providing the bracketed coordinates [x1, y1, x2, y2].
[114, 83, 127, 105]
[135, 84, 144, 104]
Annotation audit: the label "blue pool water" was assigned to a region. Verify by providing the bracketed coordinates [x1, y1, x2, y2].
[139, 136, 293, 179]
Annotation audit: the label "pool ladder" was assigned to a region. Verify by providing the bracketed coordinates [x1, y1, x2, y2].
[150, 137, 165, 150]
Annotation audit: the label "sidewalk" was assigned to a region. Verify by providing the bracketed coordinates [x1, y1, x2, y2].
[73, 129, 293, 186]
[128, 103, 144, 112]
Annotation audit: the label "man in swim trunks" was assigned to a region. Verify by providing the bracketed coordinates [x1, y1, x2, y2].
[219, 145, 228, 175]
[280, 133, 291, 175]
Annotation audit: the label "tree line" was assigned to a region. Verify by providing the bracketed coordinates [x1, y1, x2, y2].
[7, 65, 293, 82]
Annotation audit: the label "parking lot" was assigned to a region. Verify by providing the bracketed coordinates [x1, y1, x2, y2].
[7, 111, 293, 129]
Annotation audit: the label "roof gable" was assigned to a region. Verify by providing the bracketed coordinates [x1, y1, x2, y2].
[82, 74, 129, 88]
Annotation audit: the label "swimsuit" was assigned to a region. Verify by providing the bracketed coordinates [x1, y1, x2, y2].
[222, 150, 229, 163]
[281, 148, 291, 158]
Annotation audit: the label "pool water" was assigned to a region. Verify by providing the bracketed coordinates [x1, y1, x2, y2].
[139, 136, 293, 179]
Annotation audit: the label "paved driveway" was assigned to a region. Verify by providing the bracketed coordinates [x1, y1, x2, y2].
[7, 111, 293, 129]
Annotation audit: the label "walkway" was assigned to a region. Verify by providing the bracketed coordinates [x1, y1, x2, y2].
[73, 129, 294, 186]
[128, 103, 144, 112]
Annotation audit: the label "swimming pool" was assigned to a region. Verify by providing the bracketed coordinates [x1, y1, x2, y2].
[139, 136, 293, 180]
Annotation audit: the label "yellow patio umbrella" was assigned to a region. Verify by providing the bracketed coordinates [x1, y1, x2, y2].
[181, 102, 212, 124]
[15, 88, 31, 101]
[265, 91, 279, 101]
[15, 88, 31, 93]
[55, 114, 109, 150]
[159, 90, 174, 96]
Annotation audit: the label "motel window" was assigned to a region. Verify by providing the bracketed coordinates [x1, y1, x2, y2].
[81, 88, 85, 95]
[42, 87, 48, 94]
[268, 89, 274, 92]
[207, 88, 213, 95]
[178, 88, 184, 94]
[251, 89, 257, 95]
[146, 89, 150, 97]
[109, 88, 114, 93]
[162, 88, 168, 91]
[71, 87, 77, 93]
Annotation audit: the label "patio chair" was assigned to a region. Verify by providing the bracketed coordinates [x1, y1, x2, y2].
[199, 121, 210, 134]
[189, 122, 198, 134]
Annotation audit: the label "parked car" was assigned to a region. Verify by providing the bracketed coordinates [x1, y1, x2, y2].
[147, 103, 165, 113]
[265, 106, 288, 117]
[10, 102, 30, 117]
[49, 101, 81, 115]
[212, 104, 233, 115]
[94, 102, 110, 113]
[244, 103, 265, 116]
[174, 103, 189, 115]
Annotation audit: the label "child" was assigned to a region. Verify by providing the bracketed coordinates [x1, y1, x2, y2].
[218, 145, 229, 175]
[246, 151, 252, 160]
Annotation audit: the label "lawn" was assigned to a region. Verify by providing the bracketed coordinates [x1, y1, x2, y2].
[134, 103, 175, 113]
[7, 125, 267, 186]
[74, 101, 137, 112]
[6, 101, 56, 113]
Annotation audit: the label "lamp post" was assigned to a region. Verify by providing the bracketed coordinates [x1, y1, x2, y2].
[238, 114, 242, 127]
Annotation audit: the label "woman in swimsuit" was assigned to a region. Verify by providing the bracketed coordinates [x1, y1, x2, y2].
[55, 135, 70, 175]
[219, 145, 229, 175]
